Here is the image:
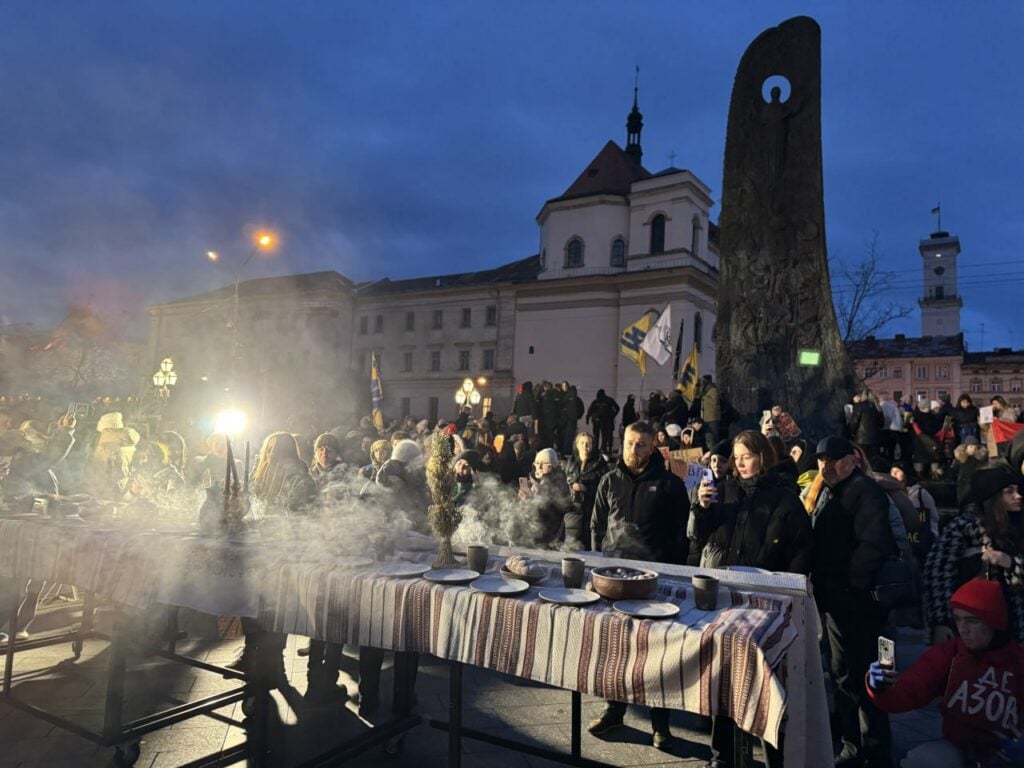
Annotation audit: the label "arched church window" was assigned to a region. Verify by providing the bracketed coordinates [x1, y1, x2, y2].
[565, 238, 584, 268]
[691, 215, 702, 255]
[610, 238, 626, 267]
[650, 215, 666, 254]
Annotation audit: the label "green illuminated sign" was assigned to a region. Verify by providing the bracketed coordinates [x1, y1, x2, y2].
[798, 349, 821, 367]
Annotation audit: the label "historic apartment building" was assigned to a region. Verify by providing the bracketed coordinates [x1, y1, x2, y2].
[146, 97, 720, 429]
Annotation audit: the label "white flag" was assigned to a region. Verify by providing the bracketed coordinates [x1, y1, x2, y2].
[640, 305, 672, 366]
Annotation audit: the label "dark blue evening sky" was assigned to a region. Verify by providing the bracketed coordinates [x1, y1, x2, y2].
[1, 2, 1021, 349]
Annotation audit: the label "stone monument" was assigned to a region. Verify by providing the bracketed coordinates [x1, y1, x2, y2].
[716, 16, 854, 438]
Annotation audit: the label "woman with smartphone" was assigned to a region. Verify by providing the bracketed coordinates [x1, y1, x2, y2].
[924, 466, 1024, 643]
[691, 430, 813, 768]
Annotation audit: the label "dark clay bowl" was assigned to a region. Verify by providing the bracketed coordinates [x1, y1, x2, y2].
[590, 566, 658, 600]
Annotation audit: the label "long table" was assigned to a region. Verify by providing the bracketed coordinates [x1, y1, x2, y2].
[0, 518, 834, 766]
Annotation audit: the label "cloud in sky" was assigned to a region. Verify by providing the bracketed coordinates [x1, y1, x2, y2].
[1, 2, 1022, 348]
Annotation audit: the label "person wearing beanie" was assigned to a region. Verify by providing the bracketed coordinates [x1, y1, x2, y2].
[924, 466, 1024, 644]
[866, 578, 1024, 767]
[518, 447, 570, 547]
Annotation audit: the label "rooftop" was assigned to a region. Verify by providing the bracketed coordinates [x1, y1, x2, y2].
[354, 255, 542, 296]
[847, 333, 965, 359]
[155, 270, 354, 308]
[544, 140, 651, 205]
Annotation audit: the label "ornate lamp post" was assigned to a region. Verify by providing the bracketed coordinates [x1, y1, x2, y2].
[454, 377, 481, 416]
[152, 357, 178, 399]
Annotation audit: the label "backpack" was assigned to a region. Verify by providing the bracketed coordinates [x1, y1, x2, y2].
[908, 488, 936, 560]
[872, 497, 918, 609]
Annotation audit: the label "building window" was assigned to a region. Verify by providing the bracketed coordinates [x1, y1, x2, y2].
[430, 351, 441, 372]
[482, 349, 495, 370]
[916, 390, 928, 402]
[893, 390, 903, 402]
[691, 216, 702, 255]
[432, 309, 443, 329]
[915, 365, 928, 380]
[892, 367, 903, 379]
[693, 312, 703, 353]
[374, 352, 382, 372]
[485, 305, 497, 326]
[936, 364, 949, 379]
[400, 397, 410, 418]
[935, 286, 945, 300]
[1012, 379, 1023, 393]
[937, 390, 949, 400]
[404, 312, 415, 331]
[864, 366, 878, 379]
[650, 214, 666, 254]
[970, 379, 982, 394]
[565, 237, 584, 268]
[374, 315, 383, 333]
[610, 238, 626, 267]
[428, 397, 439, 424]
[359, 316, 368, 335]
[992, 379, 1003, 393]
[877, 366, 888, 379]
[461, 308, 471, 328]
[403, 352, 413, 372]
[458, 350, 470, 371]
[357, 352, 366, 372]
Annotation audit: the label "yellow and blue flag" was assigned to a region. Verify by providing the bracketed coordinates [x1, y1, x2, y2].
[371, 351, 384, 431]
[619, 310, 655, 375]
[676, 343, 699, 401]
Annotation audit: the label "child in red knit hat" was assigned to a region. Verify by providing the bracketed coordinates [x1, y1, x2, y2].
[867, 577, 1024, 766]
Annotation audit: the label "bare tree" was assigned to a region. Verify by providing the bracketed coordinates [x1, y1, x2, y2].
[832, 232, 913, 343]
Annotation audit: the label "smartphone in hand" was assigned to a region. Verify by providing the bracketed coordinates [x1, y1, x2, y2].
[702, 467, 715, 486]
[878, 636, 896, 670]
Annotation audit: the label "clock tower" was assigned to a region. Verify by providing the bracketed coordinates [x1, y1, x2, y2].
[918, 227, 962, 337]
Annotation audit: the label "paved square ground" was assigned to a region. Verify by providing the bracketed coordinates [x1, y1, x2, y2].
[0, 602, 939, 767]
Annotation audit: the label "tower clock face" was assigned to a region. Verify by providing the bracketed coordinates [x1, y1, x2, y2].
[934, 266, 945, 276]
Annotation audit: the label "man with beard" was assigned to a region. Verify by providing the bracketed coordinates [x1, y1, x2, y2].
[588, 421, 687, 750]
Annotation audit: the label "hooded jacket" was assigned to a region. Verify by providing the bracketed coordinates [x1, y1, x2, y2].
[590, 450, 686, 563]
[690, 471, 812, 574]
[867, 635, 1024, 762]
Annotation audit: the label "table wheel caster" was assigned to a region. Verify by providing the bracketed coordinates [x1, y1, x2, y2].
[383, 734, 406, 757]
[71, 639, 83, 659]
[113, 740, 140, 766]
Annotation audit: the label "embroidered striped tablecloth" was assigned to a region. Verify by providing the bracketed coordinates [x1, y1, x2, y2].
[259, 553, 797, 748]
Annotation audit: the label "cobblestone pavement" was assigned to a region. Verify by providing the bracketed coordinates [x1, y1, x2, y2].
[0, 603, 939, 767]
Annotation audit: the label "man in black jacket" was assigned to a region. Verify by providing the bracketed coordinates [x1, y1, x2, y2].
[588, 421, 687, 750]
[586, 389, 619, 456]
[811, 436, 896, 768]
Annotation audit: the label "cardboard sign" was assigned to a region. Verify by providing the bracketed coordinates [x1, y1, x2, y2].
[979, 405, 994, 425]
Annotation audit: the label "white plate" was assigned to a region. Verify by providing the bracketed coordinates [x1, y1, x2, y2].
[471, 576, 529, 596]
[613, 600, 680, 619]
[423, 568, 479, 584]
[538, 588, 602, 606]
[377, 562, 430, 579]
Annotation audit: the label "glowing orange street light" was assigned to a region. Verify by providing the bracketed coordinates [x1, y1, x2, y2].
[254, 230, 277, 251]
[207, 250, 219, 262]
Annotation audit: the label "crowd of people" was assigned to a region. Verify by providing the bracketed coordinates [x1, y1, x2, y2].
[1, 376, 1023, 767]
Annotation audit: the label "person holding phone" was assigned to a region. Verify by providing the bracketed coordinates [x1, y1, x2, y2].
[690, 430, 812, 768]
[866, 578, 1024, 767]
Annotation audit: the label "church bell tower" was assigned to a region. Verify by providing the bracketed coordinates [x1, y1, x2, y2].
[918, 217, 962, 337]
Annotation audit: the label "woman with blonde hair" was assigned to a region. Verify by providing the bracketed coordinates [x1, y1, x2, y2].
[563, 432, 608, 549]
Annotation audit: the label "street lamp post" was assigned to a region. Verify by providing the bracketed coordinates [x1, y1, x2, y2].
[454, 377, 481, 416]
[152, 357, 178, 399]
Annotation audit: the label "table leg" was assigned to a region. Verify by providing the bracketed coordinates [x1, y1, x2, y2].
[734, 727, 753, 768]
[103, 609, 128, 743]
[571, 690, 582, 759]
[448, 661, 462, 768]
[3, 578, 19, 694]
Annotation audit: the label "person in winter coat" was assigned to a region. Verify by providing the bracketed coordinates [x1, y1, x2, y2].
[693, 429, 812, 767]
[952, 394, 980, 445]
[953, 436, 988, 506]
[563, 433, 609, 549]
[252, 432, 317, 514]
[588, 421, 687, 750]
[788, 439, 819, 489]
[890, 463, 938, 560]
[808, 436, 897, 768]
[537, 382, 563, 451]
[849, 391, 884, 464]
[586, 389, 619, 455]
[647, 391, 666, 427]
[512, 380, 537, 432]
[867, 578, 1024, 768]
[590, 421, 687, 564]
[924, 466, 1024, 643]
[521, 447, 570, 547]
[621, 395, 638, 432]
[560, 384, 584, 455]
